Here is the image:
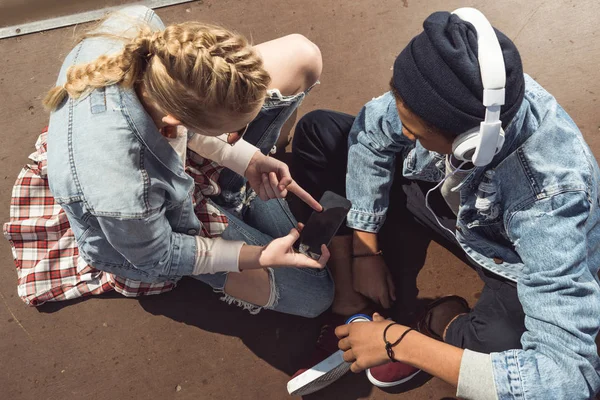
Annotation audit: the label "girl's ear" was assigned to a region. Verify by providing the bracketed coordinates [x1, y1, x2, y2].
[162, 114, 182, 126]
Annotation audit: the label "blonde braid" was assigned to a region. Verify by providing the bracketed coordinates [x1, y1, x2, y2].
[43, 27, 155, 110]
[44, 19, 271, 133]
[143, 22, 271, 129]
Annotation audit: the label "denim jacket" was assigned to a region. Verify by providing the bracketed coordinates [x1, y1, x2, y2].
[47, 7, 204, 283]
[346, 75, 600, 399]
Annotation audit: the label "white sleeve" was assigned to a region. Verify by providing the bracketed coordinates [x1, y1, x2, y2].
[188, 133, 259, 177]
[456, 349, 498, 400]
[193, 236, 245, 274]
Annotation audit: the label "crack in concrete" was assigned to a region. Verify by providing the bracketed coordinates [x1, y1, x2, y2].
[0, 288, 33, 341]
[513, 1, 545, 43]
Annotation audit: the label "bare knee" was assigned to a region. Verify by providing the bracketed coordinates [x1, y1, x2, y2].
[224, 269, 271, 307]
[286, 34, 322, 93]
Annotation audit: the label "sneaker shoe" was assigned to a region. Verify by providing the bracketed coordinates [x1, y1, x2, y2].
[365, 296, 470, 389]
[366, 362, 421, 388]
[287, 314, 372, 396]
[417, 295, 470, 341]
[365, 315, 421, 388]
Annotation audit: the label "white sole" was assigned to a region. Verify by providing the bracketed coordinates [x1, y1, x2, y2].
[287, 350, 350, 396]
[287, 316, 372, 396]
[366, 367, 421, 388]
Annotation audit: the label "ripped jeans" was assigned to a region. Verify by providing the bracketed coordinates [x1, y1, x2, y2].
[194, 198, 334, 317]
[194, 88, 334, 317]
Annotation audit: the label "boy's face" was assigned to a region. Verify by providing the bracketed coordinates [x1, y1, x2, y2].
[395, 99, 454, 155]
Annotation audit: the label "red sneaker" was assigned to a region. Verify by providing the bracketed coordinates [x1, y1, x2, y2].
[365, 296, 469, 389]
[366, 362, 421, 388]
[287, 314, 371, 396]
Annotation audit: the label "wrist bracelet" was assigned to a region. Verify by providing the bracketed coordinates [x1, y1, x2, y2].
[352, 250, 383, 258]
[383, 323, 414, 363]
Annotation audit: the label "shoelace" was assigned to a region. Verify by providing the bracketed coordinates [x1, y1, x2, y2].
[316, 324, 331, 347]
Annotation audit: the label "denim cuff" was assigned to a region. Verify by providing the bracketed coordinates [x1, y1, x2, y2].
[346, 208, 386, 233]
[490, 350, 525, 399]
[172, 232, 198, 277]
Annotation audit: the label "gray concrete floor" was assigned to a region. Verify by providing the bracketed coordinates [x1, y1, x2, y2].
[0, 0, 126, 27]
[0, 1, 599, 399]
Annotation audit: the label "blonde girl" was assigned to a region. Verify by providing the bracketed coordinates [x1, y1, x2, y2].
[9, 5, 333, 315]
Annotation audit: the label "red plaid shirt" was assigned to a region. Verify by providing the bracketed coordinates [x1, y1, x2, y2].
[3, 130, 228, 306]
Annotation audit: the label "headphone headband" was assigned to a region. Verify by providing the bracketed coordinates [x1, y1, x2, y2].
[451, 8, 507, 167]
[452, 8, 506, 96]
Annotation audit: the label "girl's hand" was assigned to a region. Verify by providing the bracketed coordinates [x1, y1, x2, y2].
[239, 226, 330, 270]
[260, 227, 329, 268]
[335, 313, 409, 373]
[245, 152, 322, 212]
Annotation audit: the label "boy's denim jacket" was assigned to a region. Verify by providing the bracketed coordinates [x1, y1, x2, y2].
[346, 75, 600, 399]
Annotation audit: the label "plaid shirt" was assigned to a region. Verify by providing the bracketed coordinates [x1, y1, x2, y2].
[3, 130, 228, 306]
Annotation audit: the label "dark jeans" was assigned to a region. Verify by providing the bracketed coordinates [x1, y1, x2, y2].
[290, 109, 526, 354]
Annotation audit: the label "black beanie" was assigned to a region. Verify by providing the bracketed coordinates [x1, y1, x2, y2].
[393, 11, 525, 135]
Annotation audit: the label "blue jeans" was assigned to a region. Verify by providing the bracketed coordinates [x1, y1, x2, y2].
[195, 88, 334, 318]
[214, 87, 315, 210]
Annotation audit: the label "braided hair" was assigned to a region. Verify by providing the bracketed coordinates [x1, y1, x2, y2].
[43, 20, 271, 130]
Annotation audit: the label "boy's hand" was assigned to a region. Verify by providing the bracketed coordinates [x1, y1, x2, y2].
[336, 312, 401, 372]
[352, 256, 396, 309]
[351, 230, 396, 309]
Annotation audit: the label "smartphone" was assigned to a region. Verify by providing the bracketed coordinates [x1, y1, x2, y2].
[293, 191, 352, 260]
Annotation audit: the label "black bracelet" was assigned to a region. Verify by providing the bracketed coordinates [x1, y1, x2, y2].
[383, 323, 414, 363]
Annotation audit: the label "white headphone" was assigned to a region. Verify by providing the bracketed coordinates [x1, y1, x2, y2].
[451, 8, 506, 167]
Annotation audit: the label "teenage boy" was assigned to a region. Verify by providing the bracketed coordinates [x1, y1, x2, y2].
[290, 8, 600, 399]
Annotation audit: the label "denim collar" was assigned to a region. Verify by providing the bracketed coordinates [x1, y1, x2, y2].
[119, 86, 187, 176]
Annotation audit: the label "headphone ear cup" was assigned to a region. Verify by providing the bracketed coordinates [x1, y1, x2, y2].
[452, 127, 506, 163]
[452, 127, 480, 162]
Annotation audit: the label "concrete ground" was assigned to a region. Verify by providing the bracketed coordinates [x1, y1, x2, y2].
[1, 1, 599, 399]
[0, 0, 133, 27]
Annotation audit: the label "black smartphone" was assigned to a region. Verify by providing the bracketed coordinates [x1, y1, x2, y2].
[293, 191, 352, 260]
